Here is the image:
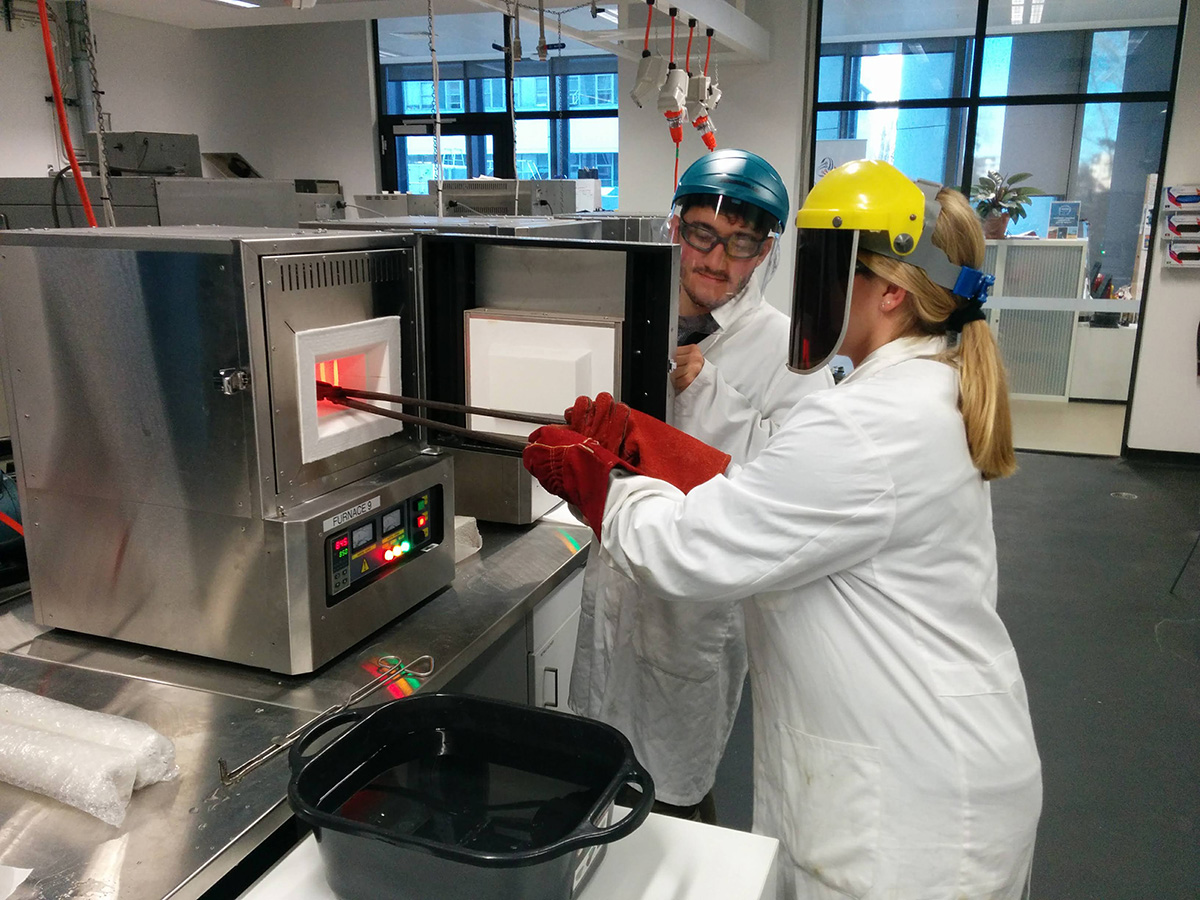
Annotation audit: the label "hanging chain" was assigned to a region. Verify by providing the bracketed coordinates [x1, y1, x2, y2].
[427, 0, 443, 212]
[513, 2, 592, 13]
[77, 0, 114, 224]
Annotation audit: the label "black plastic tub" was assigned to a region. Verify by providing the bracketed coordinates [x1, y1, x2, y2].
[287, 693, 655, 900]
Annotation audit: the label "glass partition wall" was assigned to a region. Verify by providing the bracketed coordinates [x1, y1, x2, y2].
[814, 0, 1185, 455]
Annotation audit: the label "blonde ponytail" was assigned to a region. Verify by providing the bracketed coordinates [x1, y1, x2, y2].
[858, 187, 1016, 479]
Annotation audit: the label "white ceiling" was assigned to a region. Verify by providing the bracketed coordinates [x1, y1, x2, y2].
[86, 1, 767, 63]
[87, 0, 488, 30]
[378, 10, 611, 63]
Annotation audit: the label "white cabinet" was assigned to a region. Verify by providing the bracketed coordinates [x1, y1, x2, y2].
[532, 607, 581, 709]
[529, 568, 584, 710]
[444, 565, 585, 707]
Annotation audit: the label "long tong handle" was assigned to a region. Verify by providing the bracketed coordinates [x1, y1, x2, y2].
[216, 654, 435, 786]
[317, 382, 565, 427]
[331, 395, 530, 452]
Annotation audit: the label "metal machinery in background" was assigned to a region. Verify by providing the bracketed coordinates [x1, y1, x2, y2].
[0, 228, 455, 674]
[298, 215, 603, 240]
[0, 225, 679, 670]
[405, 178, 603, 217]
[0, 176, 303, 229]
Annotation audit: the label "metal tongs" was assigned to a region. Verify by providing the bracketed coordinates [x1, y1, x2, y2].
[217, 654, 436, 786]
[316, 382, 565, 453]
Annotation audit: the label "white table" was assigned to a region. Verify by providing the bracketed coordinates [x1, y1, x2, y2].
[239, 811, 780, 900]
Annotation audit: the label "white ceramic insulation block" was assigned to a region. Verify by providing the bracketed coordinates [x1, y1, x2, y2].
[466, 314, 618, 438]
[296, 317, 404, 464]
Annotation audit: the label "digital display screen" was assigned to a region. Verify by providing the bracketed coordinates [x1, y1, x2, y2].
[334, 536, 350, 552]
[352, 522, 374, 551]
[382, 509, 402, 535]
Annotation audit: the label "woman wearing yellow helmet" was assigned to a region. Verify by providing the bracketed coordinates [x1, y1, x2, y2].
[791, 158, 1015, 479]
[523, 159, 1041, 900]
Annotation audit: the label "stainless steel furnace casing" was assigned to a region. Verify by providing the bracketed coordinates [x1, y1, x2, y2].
[0, 225, 680, 672]
[0, 228, 455, 674]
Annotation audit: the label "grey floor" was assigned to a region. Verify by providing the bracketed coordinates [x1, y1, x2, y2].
[711, 450, 1200, 900]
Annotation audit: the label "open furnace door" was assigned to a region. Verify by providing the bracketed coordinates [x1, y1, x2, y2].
[417, 233, 679, 523]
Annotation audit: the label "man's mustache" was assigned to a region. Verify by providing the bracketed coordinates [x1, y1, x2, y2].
[693, 267, 729, 281]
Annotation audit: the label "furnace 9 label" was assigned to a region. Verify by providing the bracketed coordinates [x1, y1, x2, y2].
[323, 496, 381, 533]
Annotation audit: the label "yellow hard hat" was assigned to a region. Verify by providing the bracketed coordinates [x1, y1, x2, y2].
[795, 159, 926, 257]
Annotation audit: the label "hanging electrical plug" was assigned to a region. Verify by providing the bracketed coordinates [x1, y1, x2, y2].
[687, 28, 720, 149]
[632, 56, 668, 108]
[630, 0, 666, 108]
[691, 112, 717, 151]
[659, 68, 688, 143]
[658, 7, 688, 145]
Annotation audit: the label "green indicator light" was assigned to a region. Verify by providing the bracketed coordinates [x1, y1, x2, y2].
[399, 541, 412, 553]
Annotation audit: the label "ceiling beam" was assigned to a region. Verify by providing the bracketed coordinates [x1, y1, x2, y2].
[468, 0, 641, 60]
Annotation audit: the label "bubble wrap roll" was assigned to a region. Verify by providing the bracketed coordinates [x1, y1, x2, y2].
[0, 721, 136, 826]
[0, 684, 177, 789]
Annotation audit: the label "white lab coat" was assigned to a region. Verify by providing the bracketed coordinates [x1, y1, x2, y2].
[599, 335, 1042, 899]
[569, 290, 834, 806]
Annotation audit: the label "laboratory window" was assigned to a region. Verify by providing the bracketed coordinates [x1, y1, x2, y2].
[376, 13, 619, 207]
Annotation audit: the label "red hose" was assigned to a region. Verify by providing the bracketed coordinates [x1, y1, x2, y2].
[0, 510, 23, 537]
[685, 21, 694, 74]
[38, 0, 96, 228]
[704, 31, 712, 75]
[669, 12, 675, 64]
[643, 0, 653, 52]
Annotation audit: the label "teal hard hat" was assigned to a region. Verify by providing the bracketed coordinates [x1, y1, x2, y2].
[672, 149, 790, 231]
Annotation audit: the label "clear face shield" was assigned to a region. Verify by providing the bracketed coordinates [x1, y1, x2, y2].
[661, 195, 784, 315]
[788, 228, 858, 374]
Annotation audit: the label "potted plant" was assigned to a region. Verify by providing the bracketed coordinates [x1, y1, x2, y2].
[971, 171, 1045, 239]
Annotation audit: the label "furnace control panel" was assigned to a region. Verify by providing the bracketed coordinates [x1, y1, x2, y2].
[326, 485, 444, 604]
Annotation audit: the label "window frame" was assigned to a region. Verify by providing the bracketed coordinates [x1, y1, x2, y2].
[810, 14, 1183, 199]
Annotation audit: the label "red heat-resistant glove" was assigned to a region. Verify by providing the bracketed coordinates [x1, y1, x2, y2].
[522, 426, 643, 537]
[564, 393, 731, 493]
[565, 392, 631, 453]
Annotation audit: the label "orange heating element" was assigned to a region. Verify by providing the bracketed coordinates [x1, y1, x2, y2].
[315, 354, 367, 416]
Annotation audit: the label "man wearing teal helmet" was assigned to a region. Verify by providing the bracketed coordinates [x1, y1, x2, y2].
[568, 149, 833, 823]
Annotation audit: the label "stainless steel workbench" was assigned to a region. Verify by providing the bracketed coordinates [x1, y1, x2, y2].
[0, 518, 590, 900]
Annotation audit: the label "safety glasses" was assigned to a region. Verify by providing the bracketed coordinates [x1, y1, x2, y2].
[678, 220, 769, 260]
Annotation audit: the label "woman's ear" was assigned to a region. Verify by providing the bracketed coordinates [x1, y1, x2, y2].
[879, 280, 908, 313]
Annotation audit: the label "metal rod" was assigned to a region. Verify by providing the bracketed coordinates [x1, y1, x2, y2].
[217, 655, 436, 786]
[333, 395, 531, 452]
[317, 381, 565, 427]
